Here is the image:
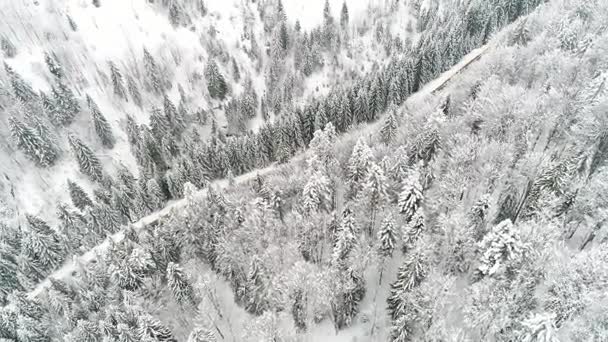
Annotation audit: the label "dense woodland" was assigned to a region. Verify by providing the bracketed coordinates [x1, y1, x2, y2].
[2, 0, 608, 341]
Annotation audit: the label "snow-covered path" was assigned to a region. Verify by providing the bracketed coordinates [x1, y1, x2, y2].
[27, 43, 490, 300]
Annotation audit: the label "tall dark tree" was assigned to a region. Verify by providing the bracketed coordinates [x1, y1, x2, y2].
[52, 80, 80, 125]
[205, 59, 227, 100]
[68, 134, 104, 182]
[137, 315, 176, 342]
[167, 262, 196, 307]
[109, 61, 127, 100]
[143, 48, 163, 94]
[87, 95, 116, 148]
[340, 1, 349, 29]
[127, 75, 143, 107]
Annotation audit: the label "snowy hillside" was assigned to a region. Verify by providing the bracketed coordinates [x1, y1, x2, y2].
[6, 0, 606, 341]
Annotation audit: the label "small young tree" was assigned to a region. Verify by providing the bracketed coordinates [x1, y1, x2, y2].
[68, 134, 104, 182]
[87, 95, 115, 148]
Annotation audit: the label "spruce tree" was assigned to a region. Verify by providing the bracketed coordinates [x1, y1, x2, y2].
[164, 95, 185, 136]
[0, 243, 21, 305]
[68, 134, 104, 182]
[387, 251, 427, 320]
[150, 106, 170, 140]
[402, 209, 425, 251]
[108, 61, 127, 100]
[22, 214, 64, 273]
[44, 52, 64, 78]
[187, 327, 216, 342]
[231, 57, 240, 82]
[204, 59, 227, 100]
[4, 62, 38, 103]
[137, 315, 176, 342]
[378, 214, 397, 257]
[381, 107, 398, 144]
[143, 48, 163, 94]
[9, 116, 59, 167]
[146, 178, 165, 210]
[67, 179, 94, 210]
[127, 75, 143, 107]
[52, 80, 80, 125]
[347, 138, 373, 197]
[332, 208, 358, 263]
[87, 95, 115, 148]
[169, 3, 181, 27]
[340, 1, 349, 30]
[167, 262, 196, 307]
[1, 35, 17, 58]
[398, 165, 423, 223]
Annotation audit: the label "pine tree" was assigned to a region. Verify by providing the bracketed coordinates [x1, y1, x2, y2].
[302, 171, 332, 213]
[387, 251, 427, 320]
[167, 262, 196, 307]
[0, 243, 21, 305]
[9, 116, 59, 167]
[127, 75, 143, 107]
[244, 257, 269, 315]
[332, 208, 358, 263]
[164, 95, 185, 136]
[4, 62, 38, 103]
[22, 214, 64, 273]
[347, 138, 373, 197]
[143, 48, 163, 94]
[137, 315, 176, 342]
[381, 107, 398, 144]
[108, 61, 127, 100]
[44, 52, 64, 78]
[398, 165, 423, 223]
[146, 178, 165, 210]
[150, 106, 170, 140]
[87, 95, 115, 148]
[187, 327, 216, 342]
[378, 214, 397, 257]
[205, 59, 228, 100]
[340, 1, 349, 30]
[1, 35, 17, 58]
[52, 80, 80, 125]
[67, 15, 78, 31]
[68, 134, 104, 182]
[67, 179, 94, 210]
[231, 57, 240, 82]
[402, 209, 425, 250]
[169, 3, 181, 27]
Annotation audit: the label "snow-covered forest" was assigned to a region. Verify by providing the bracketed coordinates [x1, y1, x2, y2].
[1, 0, 607, 341]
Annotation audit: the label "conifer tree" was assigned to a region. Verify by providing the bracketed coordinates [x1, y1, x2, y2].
[1, 35, 17, 58]
[4, 62, 38, 103]
[402, 209, 425, 250]
[44, 52, 64, 78]
[387, 251, 427, 320]
[67, 15, 78, 31]
[347, 138, 373, 197]
[146, 178, 165, 210]
[68, 134, 104, 182]
[127, 75, 143, 107]
[52, 80, 80, 125]
[143, 48, 163, 94]
[340, 1, 349, 30]
[0, 243, 21, 305]
[187, 327, 216, 342]
[23, 214, 64, 273]
[378, 214, 397, 257]
[398, 164, 423, 223]
[231, 57, 240, 82]
[108, 61, 127, 100]
[205, 59, 228, 100]
[332, 208, 358, 263]
[169, 3, 181, 27]
[87, 95, 115, 148]
[381, 107, 398, 144]
[137, 315, 176, 342]
[302, 171, 332, 213]
[67, 179, 94, 210]
[167, 262, 196, 307]
[244, 257, 269, 315]
[9, 116, 59, 167]
[164, 95, 185, 136]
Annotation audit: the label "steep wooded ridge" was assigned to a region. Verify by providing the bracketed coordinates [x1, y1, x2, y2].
[5, 0, 607, 341]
